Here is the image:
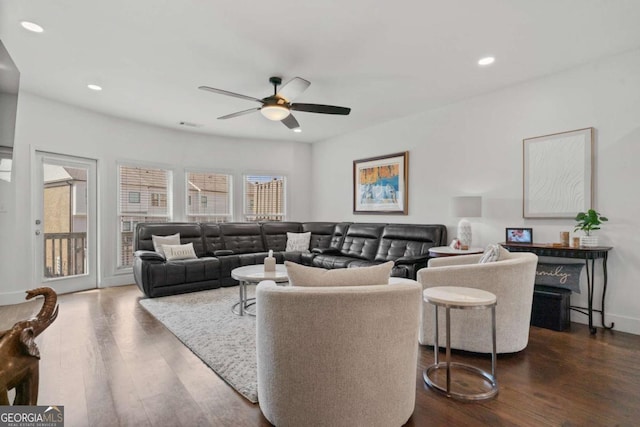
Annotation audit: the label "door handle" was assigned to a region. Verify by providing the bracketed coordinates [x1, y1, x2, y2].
[35, 230, 41, 235]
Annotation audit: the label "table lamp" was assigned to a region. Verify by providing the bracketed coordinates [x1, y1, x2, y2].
[452, 196, 482, 250]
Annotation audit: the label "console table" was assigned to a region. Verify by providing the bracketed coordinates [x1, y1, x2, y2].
[500, 243, 613, 334]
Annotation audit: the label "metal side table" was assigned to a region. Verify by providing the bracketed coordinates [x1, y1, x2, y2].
[423, 286, 498, 401]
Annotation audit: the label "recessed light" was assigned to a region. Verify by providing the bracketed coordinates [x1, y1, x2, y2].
[293, 128, 302, 133]
[478, 56, 495, 66]
[20, 21, 44, 33]
[87, 84, 102, 91]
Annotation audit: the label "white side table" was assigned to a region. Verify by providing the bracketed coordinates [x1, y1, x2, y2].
[231, 264, 288, 316]
[422, 286, 498, 401]
[428, 246, 484, 258]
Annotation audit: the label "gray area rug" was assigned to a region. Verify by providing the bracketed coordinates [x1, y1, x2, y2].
[139, 286, 258, 403]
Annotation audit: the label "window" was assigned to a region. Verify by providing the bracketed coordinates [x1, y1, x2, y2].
[243, 174, 285, 222]
[151, 192, 167, 207]
[128, 191, 141, 203]
[0, 147, 12, 183]
[118, 165, 172, 268]
[186, 172, 232, 223]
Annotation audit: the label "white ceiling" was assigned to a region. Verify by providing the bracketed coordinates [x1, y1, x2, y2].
[2, 0, 640, 143]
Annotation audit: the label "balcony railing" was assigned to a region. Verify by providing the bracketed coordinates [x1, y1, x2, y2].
[44, 232, 87, 278]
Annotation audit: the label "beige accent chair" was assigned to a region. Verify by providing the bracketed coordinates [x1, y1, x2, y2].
[417, 250, 538, 353]
[256, 278, 421, 427]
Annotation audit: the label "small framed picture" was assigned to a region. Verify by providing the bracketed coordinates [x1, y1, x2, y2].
[505, 228, 533, 243]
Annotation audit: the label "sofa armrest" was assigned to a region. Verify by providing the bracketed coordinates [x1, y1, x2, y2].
[312, 247, 341, 255]
[134, 250, 165, 261]
[214, 249, 234, 256]
[394, 254, 430, 266]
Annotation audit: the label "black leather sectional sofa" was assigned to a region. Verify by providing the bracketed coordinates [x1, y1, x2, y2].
[133, 221, 447, 297]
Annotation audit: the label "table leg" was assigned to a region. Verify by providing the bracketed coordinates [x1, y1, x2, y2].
[445, 307, 451, 394]
[434, 305, 439, 365]
[585, 258, 596, 334]
[238, 280, 245, 316]
[601, 252, 614, 330]
[491, 305, 496, 378]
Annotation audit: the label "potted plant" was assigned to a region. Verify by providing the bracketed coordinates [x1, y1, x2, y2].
[574, 209, 608, 247]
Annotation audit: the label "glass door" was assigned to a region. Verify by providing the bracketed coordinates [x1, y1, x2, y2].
[33, 151, 97, 293]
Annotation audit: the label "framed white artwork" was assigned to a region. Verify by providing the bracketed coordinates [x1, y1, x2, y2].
[523, 127, 593, 218]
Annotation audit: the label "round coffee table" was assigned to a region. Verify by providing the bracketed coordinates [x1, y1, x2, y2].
[231, 264, 289, 316]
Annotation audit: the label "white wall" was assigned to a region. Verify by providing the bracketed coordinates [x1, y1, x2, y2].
[312, 48, 640, 335]
[0, 93, 311, 304]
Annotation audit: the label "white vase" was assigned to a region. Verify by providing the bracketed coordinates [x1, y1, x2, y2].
[580, 235, 599, 247]
[457, 218, 472, 249]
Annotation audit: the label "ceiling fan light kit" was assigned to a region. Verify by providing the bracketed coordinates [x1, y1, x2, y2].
[260, 105, 290, 121]
[198, 76, 351, 132]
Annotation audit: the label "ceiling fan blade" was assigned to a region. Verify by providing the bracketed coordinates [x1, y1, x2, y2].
[217, 107, 261, 120]
[290, 103, 351, 115]
[276, 77, 310, 102]
[281, 114, 300, 130]
[198, 86, 263, 104]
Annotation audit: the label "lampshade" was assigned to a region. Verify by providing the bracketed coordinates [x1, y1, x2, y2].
[452, 196, 482, 218]
[260, 105, 290, 121]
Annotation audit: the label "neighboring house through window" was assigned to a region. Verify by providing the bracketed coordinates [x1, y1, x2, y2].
[118, 165, 172, 268]
[186, 171, 232, 223]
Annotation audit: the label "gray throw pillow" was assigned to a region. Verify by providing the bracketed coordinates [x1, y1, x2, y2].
[152, 233, 180, 257]
[285, 232, 312, 252]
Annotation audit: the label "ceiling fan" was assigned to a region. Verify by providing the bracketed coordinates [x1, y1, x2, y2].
[198, 76, 351, 132]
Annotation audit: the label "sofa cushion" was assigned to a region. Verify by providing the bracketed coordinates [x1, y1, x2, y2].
[312, 254, 358, 270]
[374, 224, 444, 262]
[136, 223, 206, 257]
[262, 222, 302, 251]
[163, 243, 198, 261]
[220, 223, 265, 254]
[201, 223, 225, 255]
[340, 223, 386, 260]
[286, 232, 311, 252]
[301, 222, 341, 250]
[285, 261, 393, 287]
[152, 233, 180, 257]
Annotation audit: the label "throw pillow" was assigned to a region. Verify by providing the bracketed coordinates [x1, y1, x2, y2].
[478, 244, 500, 264]
[162, 243, 197, 261]
[285, 232, 312, 252]
[497, 245, 512, 260]
[285, 261, 394, 287]
[152, 233, 180, 257]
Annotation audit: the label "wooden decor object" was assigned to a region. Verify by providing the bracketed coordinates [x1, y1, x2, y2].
[0, 287, 59, 405]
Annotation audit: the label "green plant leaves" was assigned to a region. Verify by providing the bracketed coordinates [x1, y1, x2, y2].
[574, 209, 608, 236]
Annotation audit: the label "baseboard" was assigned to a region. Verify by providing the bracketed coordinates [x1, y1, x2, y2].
[570, 312, 640, 335]
[0, 289, 30, 306]
[99, 273, 135, 288]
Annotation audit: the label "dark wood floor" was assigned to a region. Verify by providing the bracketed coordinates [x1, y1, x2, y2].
[1, 285, 638, 426]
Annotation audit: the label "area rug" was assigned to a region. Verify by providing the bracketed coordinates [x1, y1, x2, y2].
[138, 286, 258, 403]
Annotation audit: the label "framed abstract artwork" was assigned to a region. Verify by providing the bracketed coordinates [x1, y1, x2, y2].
[523, 128, 593, 218]
[353, 151, 408, 214]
